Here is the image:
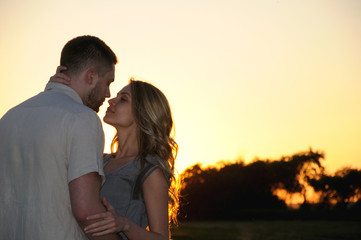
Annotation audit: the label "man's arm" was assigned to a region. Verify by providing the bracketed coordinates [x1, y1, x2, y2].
[69, 172, 121, 240]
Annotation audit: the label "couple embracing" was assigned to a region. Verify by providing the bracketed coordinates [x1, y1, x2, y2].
[0, 35, 178, 240]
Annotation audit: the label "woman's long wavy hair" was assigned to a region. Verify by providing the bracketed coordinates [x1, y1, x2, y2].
[110, 79, 179, 224]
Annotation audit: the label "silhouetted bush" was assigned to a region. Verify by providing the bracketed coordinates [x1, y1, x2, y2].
[178, 149, 361, 220]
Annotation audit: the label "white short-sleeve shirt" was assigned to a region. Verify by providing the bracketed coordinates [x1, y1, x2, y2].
[0, 82, 105, 240]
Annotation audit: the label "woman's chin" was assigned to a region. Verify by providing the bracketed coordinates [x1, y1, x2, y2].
[103, 117, 113, 126]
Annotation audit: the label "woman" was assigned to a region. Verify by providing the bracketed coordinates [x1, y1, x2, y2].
[50, 68, 179, 240]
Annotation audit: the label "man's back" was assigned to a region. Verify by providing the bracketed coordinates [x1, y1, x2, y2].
[0, 83, 104, 240]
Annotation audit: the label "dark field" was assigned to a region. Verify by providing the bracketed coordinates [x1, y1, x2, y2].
[171, 220, 361, 240]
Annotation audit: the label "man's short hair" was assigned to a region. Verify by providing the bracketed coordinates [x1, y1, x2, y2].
[60, 35, 117, 76]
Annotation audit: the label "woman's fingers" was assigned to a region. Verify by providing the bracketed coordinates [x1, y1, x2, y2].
[85, 218, 113, 232]
[58, 72, 70, 81]
[86, 211, 112, 221]
[56, 66, 67, 73]
[84, 203, 121, 236]
[55, 73, 70, 82]
[102, 197, 115, 211]
[49, 73, 70, 84]
[92, 227, 117, 237]
[85, 220, 107, 232]
[49, 66, 70, 84]
[84, 219, 117, 236]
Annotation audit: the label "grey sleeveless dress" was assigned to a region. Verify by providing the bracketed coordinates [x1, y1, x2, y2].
[100, 154, 165, 239]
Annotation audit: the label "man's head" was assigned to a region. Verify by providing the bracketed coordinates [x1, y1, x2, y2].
[60, 35, 117, 112]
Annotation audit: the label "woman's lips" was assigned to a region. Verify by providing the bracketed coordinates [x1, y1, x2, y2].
[106, 107, 114, 114]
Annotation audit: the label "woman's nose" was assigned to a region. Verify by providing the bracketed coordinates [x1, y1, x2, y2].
[108, 98, 115, 105]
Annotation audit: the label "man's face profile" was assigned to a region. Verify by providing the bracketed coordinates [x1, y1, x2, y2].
[85, 68, 115, 112]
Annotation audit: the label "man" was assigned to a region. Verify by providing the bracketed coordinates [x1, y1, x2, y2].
[0, 36, 122, 240]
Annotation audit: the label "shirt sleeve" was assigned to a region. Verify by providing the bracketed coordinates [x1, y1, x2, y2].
[67, 110, 105, 183]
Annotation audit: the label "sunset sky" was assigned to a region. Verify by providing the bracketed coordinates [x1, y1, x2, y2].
[1, 0, 360, 174]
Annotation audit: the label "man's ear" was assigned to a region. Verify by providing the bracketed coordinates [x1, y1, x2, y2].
[85, 67, 99, 87]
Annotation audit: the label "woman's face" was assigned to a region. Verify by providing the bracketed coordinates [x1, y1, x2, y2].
[103, 84, 136, 129]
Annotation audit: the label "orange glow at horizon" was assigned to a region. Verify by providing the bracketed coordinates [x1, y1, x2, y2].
[273, 187, 320, 207]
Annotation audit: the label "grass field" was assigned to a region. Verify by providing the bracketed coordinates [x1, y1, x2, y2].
[170, 220, 361, 240]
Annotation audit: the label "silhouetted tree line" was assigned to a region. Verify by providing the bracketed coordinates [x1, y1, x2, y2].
[178, 149, 361, 220]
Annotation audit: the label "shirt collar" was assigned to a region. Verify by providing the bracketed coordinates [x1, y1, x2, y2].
[45, 82, 83, 104]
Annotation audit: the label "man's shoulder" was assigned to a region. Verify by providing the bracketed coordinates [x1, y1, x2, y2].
[36, 90, 98, 117]
[9, 90, 101, 127]
[44, 90, 88, 112]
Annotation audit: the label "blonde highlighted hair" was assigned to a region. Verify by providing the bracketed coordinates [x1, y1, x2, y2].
[111, 78, 179, 224]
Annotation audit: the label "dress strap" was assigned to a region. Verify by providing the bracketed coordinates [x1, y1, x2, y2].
[102, 154, 114, 166]
[132, 164, 159, 200]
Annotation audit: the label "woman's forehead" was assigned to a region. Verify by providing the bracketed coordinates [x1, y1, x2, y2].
[118, 84, 131, 95]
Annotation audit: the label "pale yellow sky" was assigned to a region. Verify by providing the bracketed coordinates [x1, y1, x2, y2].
[1, 0, 360, 174]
